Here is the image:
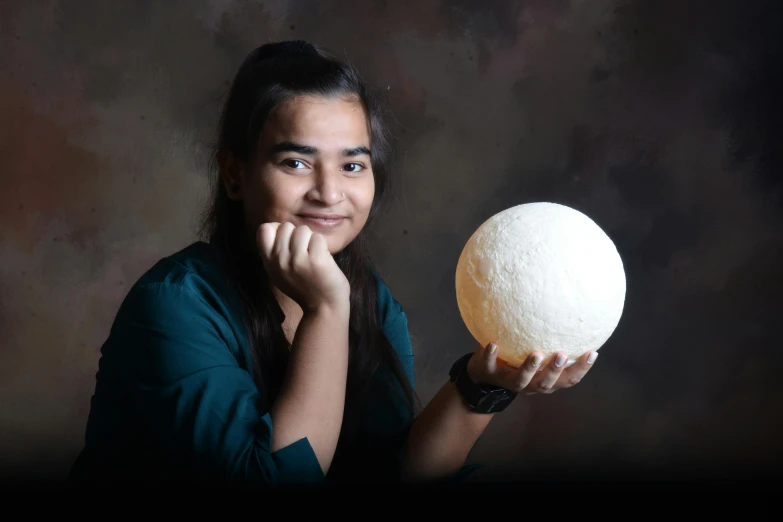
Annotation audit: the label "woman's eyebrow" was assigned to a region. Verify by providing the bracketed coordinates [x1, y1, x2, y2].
[342, 146, 371, 157]
[270, 141, 371, 157]
[271, 141, 318, 156]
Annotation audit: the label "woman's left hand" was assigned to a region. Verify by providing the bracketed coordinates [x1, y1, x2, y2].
[465, 342, 599, 395]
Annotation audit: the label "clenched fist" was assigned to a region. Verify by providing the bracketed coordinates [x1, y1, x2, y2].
[256, 222, 350, 312]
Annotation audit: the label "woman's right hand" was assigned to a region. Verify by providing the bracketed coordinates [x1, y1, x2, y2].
[256, 221, 350, 312]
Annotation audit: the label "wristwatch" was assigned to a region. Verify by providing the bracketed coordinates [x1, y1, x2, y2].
[449, 353, 517, 413]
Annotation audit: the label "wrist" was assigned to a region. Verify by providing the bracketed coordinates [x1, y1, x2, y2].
[302, 298, 350, 317]
[449, 353, 517, 414]
[301, 283, 350, 314]
[465, 355, 482, 384]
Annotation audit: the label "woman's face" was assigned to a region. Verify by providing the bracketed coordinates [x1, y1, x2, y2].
[230, 94, 375, 255]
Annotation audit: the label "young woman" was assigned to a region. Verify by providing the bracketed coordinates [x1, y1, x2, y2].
[69, 40, 598, 487]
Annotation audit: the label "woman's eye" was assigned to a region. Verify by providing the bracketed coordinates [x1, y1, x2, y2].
[282, 159, 306, 169]
[343, 163, 364, 173]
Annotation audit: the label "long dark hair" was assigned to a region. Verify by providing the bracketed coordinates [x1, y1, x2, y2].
[197, 41, 417, 456]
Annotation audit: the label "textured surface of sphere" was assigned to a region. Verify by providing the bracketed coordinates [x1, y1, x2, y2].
[455, 202, 626, 368]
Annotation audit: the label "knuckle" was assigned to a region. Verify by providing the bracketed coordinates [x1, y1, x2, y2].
[294, 224, 311, 237]
[310, 250, 326, 263]
[567, 376, 582, 387]
[291, 253, 307, 268]
[537, 381, 553, 392]
[260, 225, 275, 239]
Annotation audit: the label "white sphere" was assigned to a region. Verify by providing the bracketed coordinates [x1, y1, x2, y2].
[455, 202, 626, 368]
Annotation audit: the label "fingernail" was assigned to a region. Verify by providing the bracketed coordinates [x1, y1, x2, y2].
[531, 354, 543, 366]
[587, 352, 598, 364]
[488, 343, 497, 354]
[555, 353, 567, 367]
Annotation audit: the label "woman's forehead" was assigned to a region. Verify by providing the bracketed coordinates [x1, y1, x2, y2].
[263, 95, 370, 149]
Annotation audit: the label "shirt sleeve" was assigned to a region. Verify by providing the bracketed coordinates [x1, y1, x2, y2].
[110, 280, 325, 487]
[374, 272, 414, 387]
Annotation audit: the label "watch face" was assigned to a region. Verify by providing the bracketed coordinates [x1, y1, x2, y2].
[476, 389, 514, 413]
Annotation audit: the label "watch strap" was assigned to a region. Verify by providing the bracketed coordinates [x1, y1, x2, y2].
[449, 352, 517, 413]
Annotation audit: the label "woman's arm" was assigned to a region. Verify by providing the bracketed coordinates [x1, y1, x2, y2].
[373, 273, 599, 482]
[258, 222, 352, 475]
[118, 282, 328, 486]
[270, 301, 350, 474]
[399, 342, 598, 481]
[400, 379, 493, 480]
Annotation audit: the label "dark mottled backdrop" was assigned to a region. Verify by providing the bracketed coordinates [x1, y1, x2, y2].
[1, 0, 781, 482]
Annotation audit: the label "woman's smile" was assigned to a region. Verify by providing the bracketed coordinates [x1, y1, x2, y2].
[296, 212, 347, 230]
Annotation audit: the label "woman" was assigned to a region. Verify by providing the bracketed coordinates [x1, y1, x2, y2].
[69, 40, 598, 487]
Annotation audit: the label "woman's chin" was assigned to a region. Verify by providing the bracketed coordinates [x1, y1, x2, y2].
[327, 238, 352, 256]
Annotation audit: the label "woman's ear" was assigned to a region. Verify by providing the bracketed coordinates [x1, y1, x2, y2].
[218, 149, 244, 201]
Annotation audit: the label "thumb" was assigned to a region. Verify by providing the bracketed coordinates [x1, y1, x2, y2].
[483, 341, 499, 374]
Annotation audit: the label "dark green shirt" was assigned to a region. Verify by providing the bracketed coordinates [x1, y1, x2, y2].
[69, 241, 421, 486]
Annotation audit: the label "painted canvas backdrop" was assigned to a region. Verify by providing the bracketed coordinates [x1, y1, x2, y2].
[1, 0, 781, 481]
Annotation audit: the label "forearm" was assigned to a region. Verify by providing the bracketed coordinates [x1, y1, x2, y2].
[270, 302, 350, 474]
[400, 380, 493, 481]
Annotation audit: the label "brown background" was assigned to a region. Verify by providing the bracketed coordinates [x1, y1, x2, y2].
[1, 0, 781, 482]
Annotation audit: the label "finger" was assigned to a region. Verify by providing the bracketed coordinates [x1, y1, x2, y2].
[558, 350, 598, 388]
[289, 225, 313, 266]
[308, 232, 329, 258]
[257, 222, 280, 260]
[512, 351, 544, 392]
[530, 351, 568, 393]
[274, 222, 296, 262]
[482, 341, 499, 374]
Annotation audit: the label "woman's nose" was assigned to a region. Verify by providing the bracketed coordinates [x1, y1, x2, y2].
[306, 169, 343, 205]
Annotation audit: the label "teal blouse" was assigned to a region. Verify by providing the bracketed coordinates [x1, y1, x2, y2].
[69, 241, 423, 486]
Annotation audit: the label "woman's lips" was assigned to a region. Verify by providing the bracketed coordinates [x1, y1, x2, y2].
[298, 215, 346, 229]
